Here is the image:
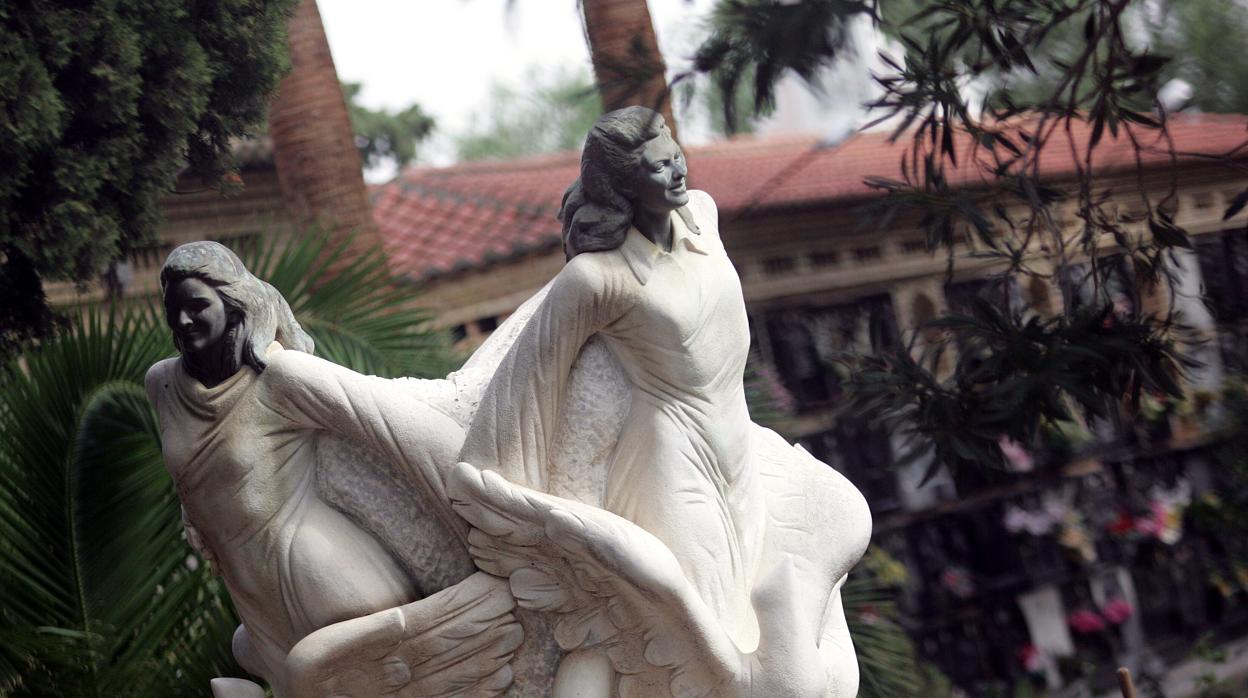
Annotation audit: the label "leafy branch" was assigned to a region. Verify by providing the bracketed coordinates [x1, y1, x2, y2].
[689, 0, 1246, 474]
[841, 298, 1186, 482]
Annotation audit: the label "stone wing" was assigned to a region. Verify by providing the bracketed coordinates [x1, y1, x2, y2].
[285, 572, 523, 698]
[447, 462, 741, 698]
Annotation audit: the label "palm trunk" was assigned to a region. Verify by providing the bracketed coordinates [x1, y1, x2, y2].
[581, 0, 678, 139]
[268, 0, 379, 252]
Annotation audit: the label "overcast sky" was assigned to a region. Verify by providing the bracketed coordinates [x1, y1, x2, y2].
[319, 1, 717, 167]
[317, 1, 888, 175]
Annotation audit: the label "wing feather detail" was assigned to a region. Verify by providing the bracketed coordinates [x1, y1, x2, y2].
[448, 462, 741, 697]
[285, 572, 522, 697]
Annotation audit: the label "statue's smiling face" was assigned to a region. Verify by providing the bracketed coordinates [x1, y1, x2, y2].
[166, 277, 229, 354]
[633, 135, 689, 214]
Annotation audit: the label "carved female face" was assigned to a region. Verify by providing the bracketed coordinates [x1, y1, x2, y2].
[165, 276, 230, 354]
[631, 135, 689, 215]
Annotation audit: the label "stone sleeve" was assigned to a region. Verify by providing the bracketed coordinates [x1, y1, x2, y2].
[457, 252, 635, 491]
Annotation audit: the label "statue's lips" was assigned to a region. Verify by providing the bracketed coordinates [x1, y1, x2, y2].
[176, 328, 203, 344]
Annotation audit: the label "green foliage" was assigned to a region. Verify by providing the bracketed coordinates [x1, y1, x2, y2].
[0, 306, 235, 696]
[843, 547, 950, 698]
[1188, 634, 1238, 698]
[678, 65, 775, 137]
[454, 67, 602, 162]
[243, 232, 457, 379]
[0, 0, 299, 359]
[1145, 0, 1248, 114]
[1190, 380, 1248, 536]
[342, 82, 435, 171]
[693, 0, 873, 133]
[0, 234, 453, 695]
[878, 0, 1248, 114]
[694, 0, 1245, 479]
[844, 299, 1184, 480]
[1187, 380, 1248, 605]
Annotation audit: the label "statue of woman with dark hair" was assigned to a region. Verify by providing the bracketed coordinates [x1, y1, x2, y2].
[452, 107, 873, 697]
[147, 241, 522, 698]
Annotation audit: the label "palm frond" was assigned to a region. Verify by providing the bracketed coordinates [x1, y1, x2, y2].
[694, 0, 874, 132]
[247, 231, 457, 378]
[0, 305, 201, 696]
[74, 379, 243, 696]
[844, 546, 943, 698]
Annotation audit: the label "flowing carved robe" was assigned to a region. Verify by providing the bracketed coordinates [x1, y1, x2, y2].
[146, 348, 472, 695]
[462, 191, 783, 648]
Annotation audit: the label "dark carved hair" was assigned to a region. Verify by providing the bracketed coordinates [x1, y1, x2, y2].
[160, 241, 314, 373]
[558, 106, 670, 260]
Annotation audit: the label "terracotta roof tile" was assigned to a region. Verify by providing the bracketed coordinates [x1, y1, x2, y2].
[373, 113, 1248, 280]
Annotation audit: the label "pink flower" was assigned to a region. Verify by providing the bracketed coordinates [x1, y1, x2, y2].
[1067, 609, 1106, 634]
[1017, 644, 1045, 673]
[1101, 598, 1133, 625]
[1133, 502, 1163, 537]
[998, 436, 1035, 473]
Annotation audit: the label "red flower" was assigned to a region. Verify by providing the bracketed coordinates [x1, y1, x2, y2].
[1107, 510, 1135, 536]
[1101, 598, 1134, 625]
[1067, 609, 1106, 634]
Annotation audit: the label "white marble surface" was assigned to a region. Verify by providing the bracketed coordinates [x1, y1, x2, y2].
[152, 176, 871, 697]
[452, 190, 872, 697]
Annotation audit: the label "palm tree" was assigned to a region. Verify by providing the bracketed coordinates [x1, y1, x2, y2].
[268, 0, 381, 253]
[580, 0, 678, 138]
[0, 234, 452, 696]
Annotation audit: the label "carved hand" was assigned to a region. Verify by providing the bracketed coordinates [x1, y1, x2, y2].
[284, 572, 523, 697]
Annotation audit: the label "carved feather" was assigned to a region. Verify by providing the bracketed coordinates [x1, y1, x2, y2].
[285, 572, 523, 698]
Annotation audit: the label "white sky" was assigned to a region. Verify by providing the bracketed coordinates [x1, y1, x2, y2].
[320, 1, 716, 169]
[318, 1, 888, 175]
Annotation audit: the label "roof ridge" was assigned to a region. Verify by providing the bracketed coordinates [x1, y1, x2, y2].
[378, 111, 1248, 282]
[392, 179, 558, 214]
[402, 150, 581, 178]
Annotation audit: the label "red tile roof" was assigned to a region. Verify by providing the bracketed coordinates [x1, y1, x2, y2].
[374, 113, 1248, 281]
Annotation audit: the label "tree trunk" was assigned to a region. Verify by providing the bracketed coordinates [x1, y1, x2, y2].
[581, 0, 678, 139]
[268, 0, 379, 252]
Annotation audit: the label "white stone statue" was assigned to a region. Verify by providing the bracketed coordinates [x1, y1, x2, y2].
[450, 107, 872, 697]
[147, 242, 526, 697]
[147, 106, 871, 698]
